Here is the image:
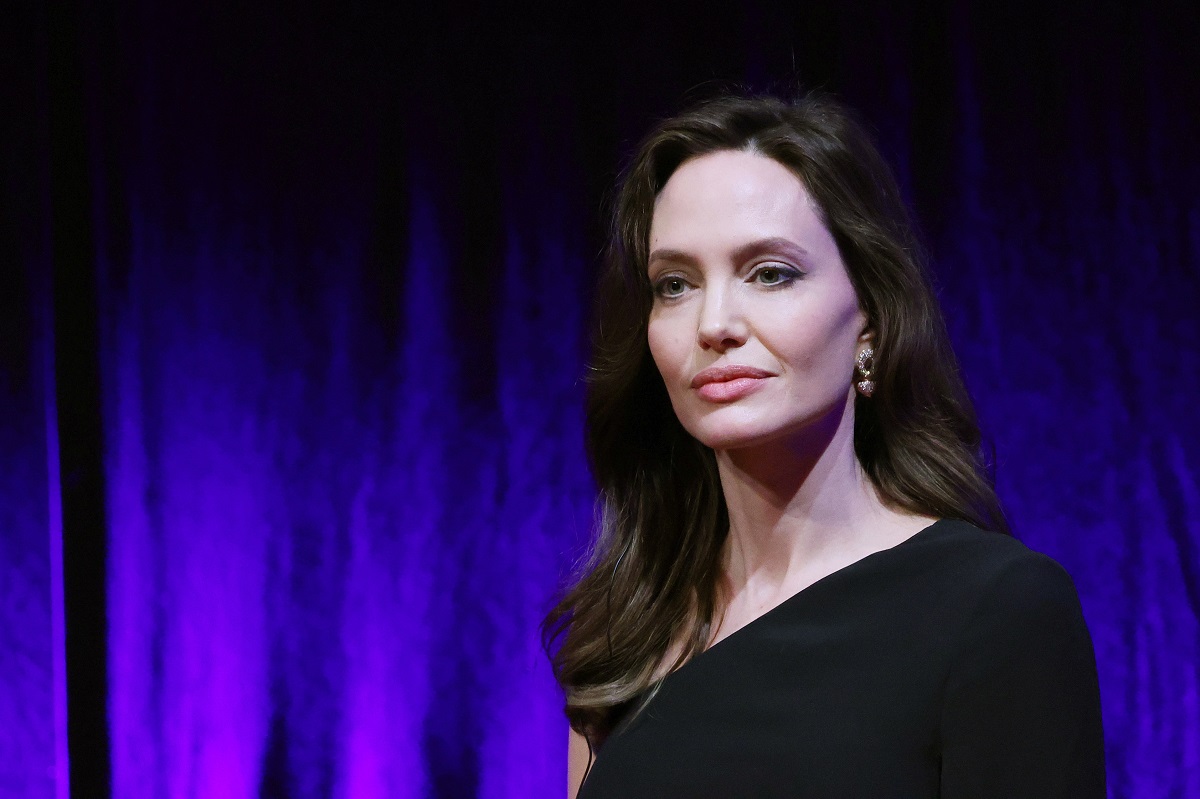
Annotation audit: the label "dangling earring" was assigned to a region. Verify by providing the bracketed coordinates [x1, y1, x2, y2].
[855, 347, 875, 397]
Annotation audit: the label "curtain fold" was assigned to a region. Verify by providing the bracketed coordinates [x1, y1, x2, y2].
[4, 1, 1197, 796]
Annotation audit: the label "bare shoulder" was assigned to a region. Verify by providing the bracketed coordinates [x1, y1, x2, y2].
[884, 509, 942, 546]
[567, 727, 593, 799]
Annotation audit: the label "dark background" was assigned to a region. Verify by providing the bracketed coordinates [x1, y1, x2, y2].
[3, 1, 1198, 796]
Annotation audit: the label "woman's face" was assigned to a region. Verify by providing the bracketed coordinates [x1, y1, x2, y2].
[646, 149, 870, 451]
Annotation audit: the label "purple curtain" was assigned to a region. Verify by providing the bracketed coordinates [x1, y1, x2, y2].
[3, 1, 1197, 796]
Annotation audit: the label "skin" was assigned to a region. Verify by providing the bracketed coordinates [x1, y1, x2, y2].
[568, 734, 591, 798]
[567, 150, 933, 798]
[646, 149, 866, 454]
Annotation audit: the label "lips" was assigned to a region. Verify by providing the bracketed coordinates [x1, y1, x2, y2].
[690, 364, 775, 402]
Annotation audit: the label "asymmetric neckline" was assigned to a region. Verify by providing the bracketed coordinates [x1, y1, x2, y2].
[578, 517, 1107, 799]
[667, 517, 949, 681]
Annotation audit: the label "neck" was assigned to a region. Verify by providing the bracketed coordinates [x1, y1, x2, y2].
[714, 395, 904, 595]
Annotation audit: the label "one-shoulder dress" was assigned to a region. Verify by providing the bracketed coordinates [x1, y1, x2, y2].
[577, 518, 1106, 798]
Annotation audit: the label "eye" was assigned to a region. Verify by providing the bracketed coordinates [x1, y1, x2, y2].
[653, 275, 691, 299]
[750, 263, 801, 287]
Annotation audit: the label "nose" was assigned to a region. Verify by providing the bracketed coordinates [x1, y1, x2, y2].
[696, 285, 748, 352]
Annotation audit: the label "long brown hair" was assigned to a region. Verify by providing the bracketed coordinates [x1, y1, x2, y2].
[542, 91, 1007, 747]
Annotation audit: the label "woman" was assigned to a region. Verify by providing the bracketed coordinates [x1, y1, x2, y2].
[542, 92, 1105, 798]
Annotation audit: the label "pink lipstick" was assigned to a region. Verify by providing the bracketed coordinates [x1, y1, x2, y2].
[690, 365, 774, 403]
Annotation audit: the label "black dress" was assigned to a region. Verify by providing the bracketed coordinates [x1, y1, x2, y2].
[577, 519, 1106, 798]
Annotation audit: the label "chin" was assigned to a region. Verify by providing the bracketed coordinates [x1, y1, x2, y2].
[682, 401, 846, 453]
[685, 419, 789, 452]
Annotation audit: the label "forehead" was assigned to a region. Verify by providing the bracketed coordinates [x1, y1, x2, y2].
[649, 150, 828, 254]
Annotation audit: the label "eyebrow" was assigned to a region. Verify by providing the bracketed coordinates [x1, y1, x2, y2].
[647, 237, 809, 270]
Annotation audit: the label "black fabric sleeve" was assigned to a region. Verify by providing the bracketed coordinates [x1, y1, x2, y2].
[939, 553, 1106, 798]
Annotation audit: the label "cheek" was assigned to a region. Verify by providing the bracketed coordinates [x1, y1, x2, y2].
[773, 302, 861, 375]
[647, 318, 687, 381]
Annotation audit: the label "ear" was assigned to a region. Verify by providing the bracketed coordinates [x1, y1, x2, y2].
[856, 313, 875, 346]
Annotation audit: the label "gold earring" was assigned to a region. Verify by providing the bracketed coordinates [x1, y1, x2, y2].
[855, 347, 875, 397]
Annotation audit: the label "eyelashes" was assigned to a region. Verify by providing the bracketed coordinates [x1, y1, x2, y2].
[654, 275, 691, 299]
[651, 263, 804, 300]
[751, 264, 801, 287]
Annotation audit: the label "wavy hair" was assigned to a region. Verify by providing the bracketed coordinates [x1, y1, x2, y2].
[542, 91, 1007, 747]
